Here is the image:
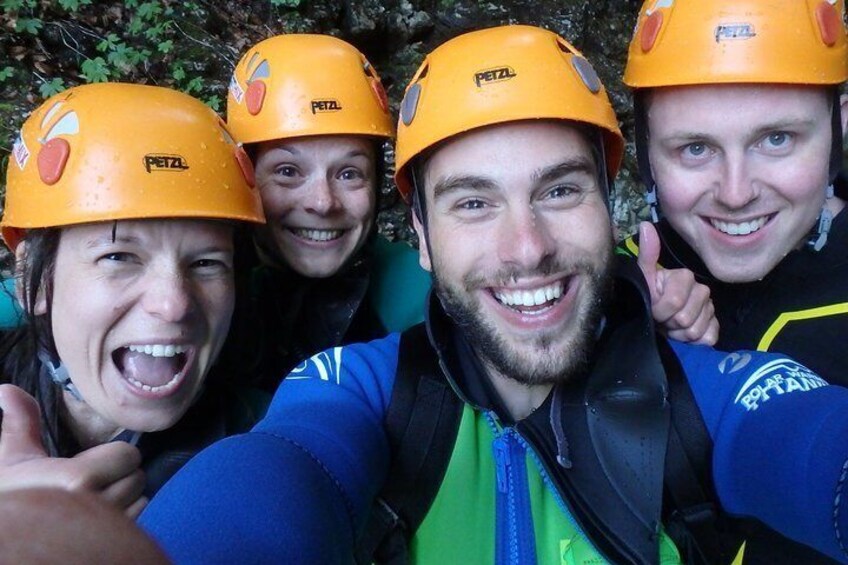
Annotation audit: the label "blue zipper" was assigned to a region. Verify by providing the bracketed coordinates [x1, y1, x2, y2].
[488, 413, 537, 565]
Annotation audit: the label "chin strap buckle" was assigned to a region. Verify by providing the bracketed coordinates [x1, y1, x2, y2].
[646, 184, 660, 223]
[808, 184, 835, 252]
[38, 349, 83, 402]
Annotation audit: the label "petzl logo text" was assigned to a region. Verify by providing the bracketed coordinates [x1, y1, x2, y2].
[143, 154, 190, 173]
[474, 66, 517, 87]
[311, 99, 342, 114]
[715, 23, 756, 42]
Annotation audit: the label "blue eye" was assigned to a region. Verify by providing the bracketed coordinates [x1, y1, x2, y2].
[547, 185, 577, 199]
[763, 132, 791, 149]
[684, 143, 707, 157]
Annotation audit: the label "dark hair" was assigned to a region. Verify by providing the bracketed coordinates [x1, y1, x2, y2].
[0, 228, 78, 456]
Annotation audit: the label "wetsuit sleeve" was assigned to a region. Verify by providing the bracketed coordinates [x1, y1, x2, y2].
[139, 334, 400, 564]
[670, 340, 848, 563]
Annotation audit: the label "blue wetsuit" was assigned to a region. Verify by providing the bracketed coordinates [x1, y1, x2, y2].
[140, 268, 848, 564]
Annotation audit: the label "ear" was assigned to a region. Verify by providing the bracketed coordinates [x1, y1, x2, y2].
[411, 211, 432, 272]
[841, 93, 848, 141]
[14, 242, 47, 316]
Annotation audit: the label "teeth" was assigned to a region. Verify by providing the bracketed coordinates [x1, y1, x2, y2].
[128, 344, 188, 358]
[292, 228, 343, 242]
[494, 282, 563, 307]
[710, 216, 768, 236]
[126, 373, 181, 393]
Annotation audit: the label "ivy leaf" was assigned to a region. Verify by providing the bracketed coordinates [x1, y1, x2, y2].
[2, 0, 25, 11]
[184, 76, 203, 93]
[0, 67, 14, 82]
[39, 78, 66, 98]
[81, 57, 110, 82]
[157, 39, 173, 53]
[97, 33, 120, 52]
[58, 0, 92, 11]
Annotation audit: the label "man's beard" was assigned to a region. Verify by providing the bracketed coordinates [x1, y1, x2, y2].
[433, 248, 613, 386]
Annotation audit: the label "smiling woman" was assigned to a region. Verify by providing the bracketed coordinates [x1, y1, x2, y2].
[217, 34, 432, 390]
[0, 82, 265, 511]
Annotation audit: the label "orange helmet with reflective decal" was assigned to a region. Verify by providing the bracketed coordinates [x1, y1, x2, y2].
[3, 83, 264, 250]
[394, 25, 624, 202]
[624, 0, 848, 88]
[227, 34, 393, 145]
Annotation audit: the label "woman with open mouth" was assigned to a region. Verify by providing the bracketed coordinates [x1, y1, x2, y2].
[0, 82, 265, 514]
[218, 34, 432, 390]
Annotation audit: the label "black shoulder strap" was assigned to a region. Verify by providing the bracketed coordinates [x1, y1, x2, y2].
[659, 337, 742, 565]
[355, 324, 464, 564]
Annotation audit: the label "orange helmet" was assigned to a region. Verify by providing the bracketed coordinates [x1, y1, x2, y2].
[227, 34, 393, 145]
[3, 83, 264, 250]
[394, 25, 624, 202]
[624, 0, 848, 88]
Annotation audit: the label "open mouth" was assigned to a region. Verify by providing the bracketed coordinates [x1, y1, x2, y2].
[288, 228, 345, 242]
[112, 344, 193, 395]
[708, 214, 771, 236]
[491, 279, 567, 315]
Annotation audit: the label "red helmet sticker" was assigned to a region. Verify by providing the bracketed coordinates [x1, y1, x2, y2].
[641, 11, 664, 53]
[816, 1, 842, 46]
[370, 78, 389, 114]
[234, 146, 256, 188]
[246, 81, 266, 116]
[38, 138, 70, 185]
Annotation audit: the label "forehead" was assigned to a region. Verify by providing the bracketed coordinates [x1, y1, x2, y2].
[646, 84, 831, 131]
[253, 134, 375, 161]
[57, 219, 233, 249]
[423, 121, 597, 188]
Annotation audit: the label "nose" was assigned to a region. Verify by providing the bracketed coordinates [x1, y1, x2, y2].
[497, 206, 556, 271]
[305, 177, 341, 215]
[715, 154, 759, 210]
[142, 270, 194, 323]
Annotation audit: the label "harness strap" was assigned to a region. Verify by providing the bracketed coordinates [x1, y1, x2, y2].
[660, 337, 742, 565]
[355, 324, 463, 564]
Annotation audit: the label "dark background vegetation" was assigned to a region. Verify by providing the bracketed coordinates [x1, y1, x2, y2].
[0, 0, 648, 245]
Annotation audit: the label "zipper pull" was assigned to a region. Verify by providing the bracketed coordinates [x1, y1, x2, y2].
[493, 436, 511, 493]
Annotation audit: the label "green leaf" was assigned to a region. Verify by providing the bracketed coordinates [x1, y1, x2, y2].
[184, 76, 203, 93]
[81, 57, 111, 82]
[97, 33, 120, 52]
[39, 77, 66, 98]
[58, 0, 92, 11]
[15, 17, 42, 34]
[0, 66, 14, 82]
[137, 1, 162, 21]
[157, 39, 173, 53]
[204, 94, 222, 112]
[124, 0, 138, 7]
[171, 64, 186, 81]
[270, 0, 301, 6]
[2, 0, 25, 11]
[127, 15, 143, 34]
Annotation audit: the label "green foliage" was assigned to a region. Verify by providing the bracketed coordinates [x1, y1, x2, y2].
[39, 77, 66, 98]
[271, 0, 301, 6]
[81, 57, 110, 82]
[0, 67, 14, 82]
[15, 17, 42, 34]
[58, 0, 93, 11]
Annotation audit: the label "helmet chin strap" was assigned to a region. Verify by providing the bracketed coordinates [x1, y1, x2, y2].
[808, 183, 835, 252]
[39, 349, 82, 402]
[38, 349, 141, 443]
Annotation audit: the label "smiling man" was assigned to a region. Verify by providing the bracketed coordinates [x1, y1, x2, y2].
[141, 26, 848, 564]
[621, 2, 848, 561]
